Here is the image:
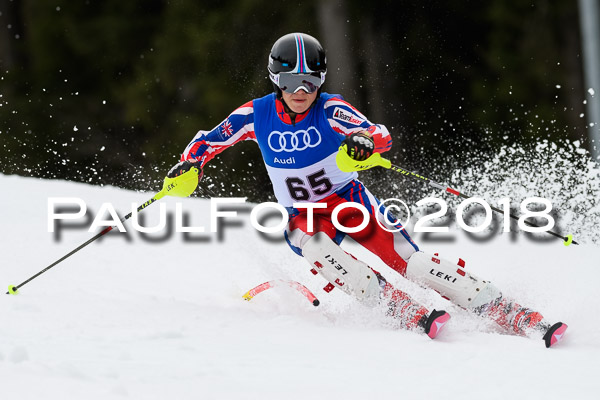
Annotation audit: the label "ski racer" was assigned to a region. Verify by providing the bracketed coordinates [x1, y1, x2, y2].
[167, 32, 567, 347]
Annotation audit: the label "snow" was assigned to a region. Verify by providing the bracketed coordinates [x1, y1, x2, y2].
[1, 173, 599, 399]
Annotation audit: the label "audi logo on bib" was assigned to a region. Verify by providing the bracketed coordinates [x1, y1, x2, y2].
[268, 127, 322, 152]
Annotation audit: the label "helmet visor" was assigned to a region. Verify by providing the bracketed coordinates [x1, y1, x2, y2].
[273, 72, 325, 94]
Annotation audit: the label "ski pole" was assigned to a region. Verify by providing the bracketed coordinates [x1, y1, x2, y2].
[7, 192, 163, 295]
[6, 167, 201, 295]
[336, 147, 577, 246]
[385, 162, 577, 245]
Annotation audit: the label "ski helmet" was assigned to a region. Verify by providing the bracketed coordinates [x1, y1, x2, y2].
[268, 33, 327, 95]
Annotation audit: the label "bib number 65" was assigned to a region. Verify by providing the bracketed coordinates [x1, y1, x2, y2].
[286, 169, 333, 201]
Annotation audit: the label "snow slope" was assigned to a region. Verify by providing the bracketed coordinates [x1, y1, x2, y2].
[1, 173, 598, 399]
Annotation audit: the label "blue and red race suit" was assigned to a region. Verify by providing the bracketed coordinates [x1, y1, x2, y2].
[181, 92, 418, 275]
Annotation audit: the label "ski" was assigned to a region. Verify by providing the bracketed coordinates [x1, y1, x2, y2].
[243, 279, 320, 306]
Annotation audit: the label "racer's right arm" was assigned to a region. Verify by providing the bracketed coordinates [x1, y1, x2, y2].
[180, 101, 257, 167]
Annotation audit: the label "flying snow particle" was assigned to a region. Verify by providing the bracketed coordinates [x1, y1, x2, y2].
[100, 146, 105, 151]
[555, 85, 561, 89]
[588, 88, 596, 96]
[73, 126, 78, 131]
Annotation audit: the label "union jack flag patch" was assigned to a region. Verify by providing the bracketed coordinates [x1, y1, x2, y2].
[221, 119, 233, 137]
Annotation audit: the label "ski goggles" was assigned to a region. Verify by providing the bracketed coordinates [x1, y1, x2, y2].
[270, 71, 326, 94]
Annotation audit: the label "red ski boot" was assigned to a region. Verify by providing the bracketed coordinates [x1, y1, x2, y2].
[421, 309, 451, 339]
[476, 295, 567, 348]
[542, 322, 568, 348]
[378, 273, 450, 339]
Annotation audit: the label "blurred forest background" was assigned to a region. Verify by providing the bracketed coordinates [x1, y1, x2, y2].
[0, 0, 596, 202]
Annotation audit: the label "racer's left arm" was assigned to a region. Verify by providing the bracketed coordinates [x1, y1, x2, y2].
[324, 96, 392, 154]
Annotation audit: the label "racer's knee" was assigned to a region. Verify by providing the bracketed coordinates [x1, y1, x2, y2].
[285, 213, 340, 256]
[284, 228, 311, 256]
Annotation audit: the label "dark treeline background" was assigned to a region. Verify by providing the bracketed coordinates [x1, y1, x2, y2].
[0, 0, 590, 202]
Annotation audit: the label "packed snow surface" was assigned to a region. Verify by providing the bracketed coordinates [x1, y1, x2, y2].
[1, 174, 598, 399]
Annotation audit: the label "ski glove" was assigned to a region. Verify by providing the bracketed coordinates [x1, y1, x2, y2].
[343, 131, 375, 161]
[167, 159, 203, 180]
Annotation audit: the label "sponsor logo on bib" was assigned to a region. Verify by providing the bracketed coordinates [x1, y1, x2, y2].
[273, 156, 296, 164]
[268, 127, 322, 152]
[333, 107, 364, 125]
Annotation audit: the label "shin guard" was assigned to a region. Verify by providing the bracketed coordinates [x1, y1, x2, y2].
[302, 232, 382, 303]
[405, 252, 502, 309]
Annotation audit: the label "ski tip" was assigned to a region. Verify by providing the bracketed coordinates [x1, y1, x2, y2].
[312, 299, 320, 307]
[242, 292, 253, 301]
[563, 234, 574, 246]
[7, 285, 19, 295]
[425, 310, 451, 339]
[543, 322, 568, 348]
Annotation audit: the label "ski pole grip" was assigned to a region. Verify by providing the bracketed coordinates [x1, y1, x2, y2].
[336, 145, 392, 172]
[162, 167, 200, 198]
